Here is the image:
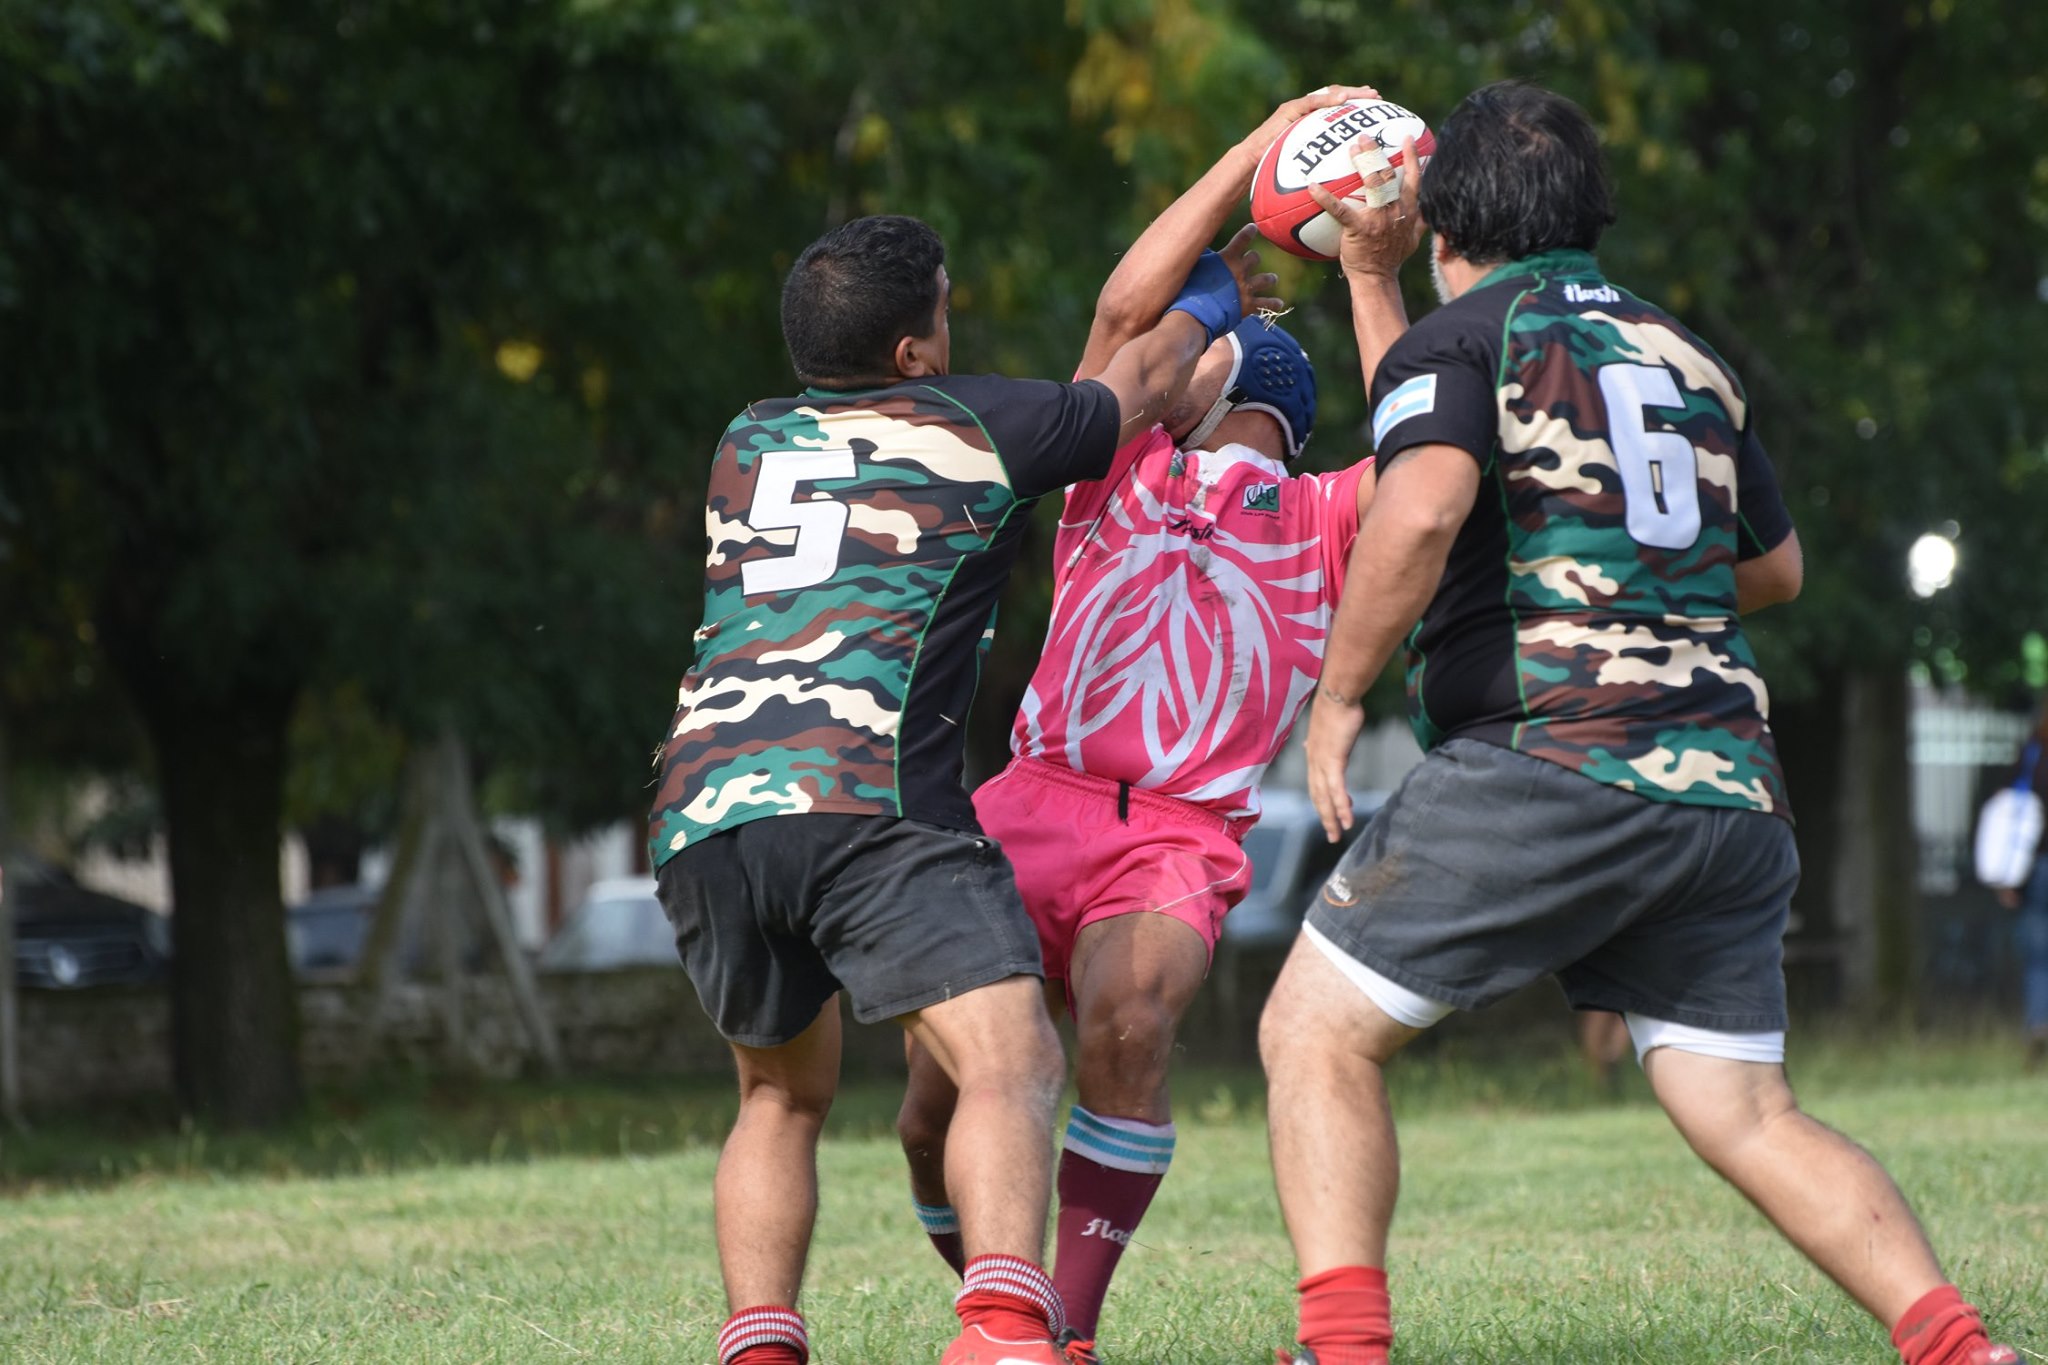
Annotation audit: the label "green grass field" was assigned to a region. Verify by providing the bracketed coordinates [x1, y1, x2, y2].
[0, 1034, 2041, 1363]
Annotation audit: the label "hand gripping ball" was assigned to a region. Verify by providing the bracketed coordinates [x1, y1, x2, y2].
[1251, 98, 1434, 261]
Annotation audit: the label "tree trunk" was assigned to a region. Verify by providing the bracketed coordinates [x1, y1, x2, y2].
[152, 693, 305, 1126]
[1775, 666, 1920, 1020]
[1834, 668, 1920, 1016]
[0, 716, 22, 1127]
[1773, 671, 1847, 1009]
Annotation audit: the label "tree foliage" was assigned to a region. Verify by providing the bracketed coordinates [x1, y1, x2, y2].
[2, 0, 2044, 1117]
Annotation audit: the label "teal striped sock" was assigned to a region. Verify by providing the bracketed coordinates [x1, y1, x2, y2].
[1062, 1104, 1176, 1174]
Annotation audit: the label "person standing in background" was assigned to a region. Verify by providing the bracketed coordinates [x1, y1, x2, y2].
[1992, 711, 2048, 1071]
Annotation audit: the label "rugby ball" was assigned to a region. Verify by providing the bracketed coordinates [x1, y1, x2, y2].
[1251, 99, 1435, 261]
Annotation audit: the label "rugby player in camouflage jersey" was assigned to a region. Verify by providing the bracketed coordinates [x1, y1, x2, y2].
[650, 213, 1283, 1365]
[1262, 83, 2017, 1365]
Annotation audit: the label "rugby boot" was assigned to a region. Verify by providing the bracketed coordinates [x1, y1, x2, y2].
[939, 1322, 1065, 1365]
[1275, 1349, 1386, 1365]
[1965, 1347, 2020, 1365]
[1054, 1328, 1101, 1364]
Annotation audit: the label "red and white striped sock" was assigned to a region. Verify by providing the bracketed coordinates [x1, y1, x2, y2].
[954, 1253, 1064, 1342]
[718, 1305, 808, 1365]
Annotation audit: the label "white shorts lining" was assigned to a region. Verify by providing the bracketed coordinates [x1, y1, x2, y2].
[1625, 1014, 1785, 1065]
[1302, 921, 1455, 1028]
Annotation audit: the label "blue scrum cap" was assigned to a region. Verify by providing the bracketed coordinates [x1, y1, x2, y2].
[1181, 315, 1317, 460]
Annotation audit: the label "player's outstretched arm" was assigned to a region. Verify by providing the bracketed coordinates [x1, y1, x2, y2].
[1093, 224, 1281, 438]
[1307, 136, 1426, 405]
[1306, 442, 1480, 842]
[1075, 84, 1378, 383]
[1736, 529, 1803, 613]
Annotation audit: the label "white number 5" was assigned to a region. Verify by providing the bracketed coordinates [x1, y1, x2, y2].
[740, 448, 856, 595]
[1597, 362, 1701, 551]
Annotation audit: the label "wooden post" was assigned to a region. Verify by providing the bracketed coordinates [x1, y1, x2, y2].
[437, 734, 562, 1076]
[354, 754, 430, 994]
[352, 734, 562, 1075]
[0, 717, 23, 1128]
[423, 819, 472, 1067]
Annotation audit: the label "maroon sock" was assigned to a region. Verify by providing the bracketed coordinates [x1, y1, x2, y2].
[1052, 1149, 1165, 1336]
[1052, 1108, 1174, 1337]
[913, 1200, 967, 1276]
[1296, 1265, 1391, 1365]
[718, 1306, 808, 1365]
[1892, 1285, 1993, 1365]
[929, 1230, 967, 1277]
[955, 1253, 1064, 1342]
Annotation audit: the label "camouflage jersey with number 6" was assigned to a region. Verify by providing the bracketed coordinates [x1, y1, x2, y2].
[1368, 248, 1794, 819]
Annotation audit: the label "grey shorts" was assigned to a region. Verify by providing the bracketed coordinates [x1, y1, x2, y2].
[1304, 738, 1798, 1032]
[657, 812, 1045, 1048]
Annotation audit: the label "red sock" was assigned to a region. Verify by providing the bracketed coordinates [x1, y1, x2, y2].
[718, 1306, 807, 1365]
[1052, 1145, 1168, 1336]
[728, 1349, 805, 1365]
[1296, 1265, 1392, 1365]
[955, 1253, 1064, 1342]
[1892, 1285, 1992, 1365]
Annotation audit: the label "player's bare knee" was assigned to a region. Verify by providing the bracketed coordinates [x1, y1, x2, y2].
[956, 1003, 1064, 1105]
[896, 1088, 952, 1158]
[1664, 1086, 1802, 1171]
[1257, 988, 1304, 1074]
[1077, 992, 1179, 1082]
[737, 1076, 836, 1127]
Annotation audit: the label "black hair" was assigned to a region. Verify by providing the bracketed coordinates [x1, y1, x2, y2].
[1418, 81, 1616, 265]
[779, 215, 946, 387]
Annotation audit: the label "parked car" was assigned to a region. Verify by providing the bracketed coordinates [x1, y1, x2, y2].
[6, 857, 171, 989]
[286, 882, 381, 975]
[287, 882, 480, 978]
[1219, 788, 1389, 950]
[537, 876, 673, 973]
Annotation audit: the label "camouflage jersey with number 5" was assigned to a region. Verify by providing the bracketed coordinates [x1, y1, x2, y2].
[647, 374, 1118, 868]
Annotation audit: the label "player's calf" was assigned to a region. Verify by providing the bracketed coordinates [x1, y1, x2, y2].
[897, 1040, 967, 1274]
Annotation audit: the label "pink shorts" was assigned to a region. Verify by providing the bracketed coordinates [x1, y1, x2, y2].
[973, 757, 1253, 984]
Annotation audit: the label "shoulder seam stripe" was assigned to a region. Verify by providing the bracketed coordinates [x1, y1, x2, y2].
[917, 382, 1014, 491]
[1496, 278, 1544, 748]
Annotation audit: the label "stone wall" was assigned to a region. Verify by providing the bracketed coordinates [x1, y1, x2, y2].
[14, 968, 904, 1112]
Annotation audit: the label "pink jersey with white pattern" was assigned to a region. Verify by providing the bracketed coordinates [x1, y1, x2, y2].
[1012, 425, 1370, 821]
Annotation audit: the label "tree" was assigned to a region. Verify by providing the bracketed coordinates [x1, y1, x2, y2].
[0, 0, 1148, 1122]
[0, 0, 813, 1123]
[1100, 0, 2048, 1008]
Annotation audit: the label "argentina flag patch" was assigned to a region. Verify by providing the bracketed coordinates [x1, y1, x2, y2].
[1371, 374, 1438, 448]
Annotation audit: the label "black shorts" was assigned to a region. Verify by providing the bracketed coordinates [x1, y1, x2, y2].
[656, 813, 1045, 1047]
[1305, 738, 1799, 1032]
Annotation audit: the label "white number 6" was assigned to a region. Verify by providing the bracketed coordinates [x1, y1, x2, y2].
[740, 448, 856, 595]
[1597, 362, 1701, 551]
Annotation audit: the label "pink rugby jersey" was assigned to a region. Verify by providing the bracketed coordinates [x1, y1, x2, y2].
[1012, 425, 1370, 821]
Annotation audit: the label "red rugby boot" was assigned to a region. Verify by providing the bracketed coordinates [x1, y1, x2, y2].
[1276, 1348, 1386, 1365]
[1054, 1328, 1101, 1364]
[938, 1322, 1064, 1365]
